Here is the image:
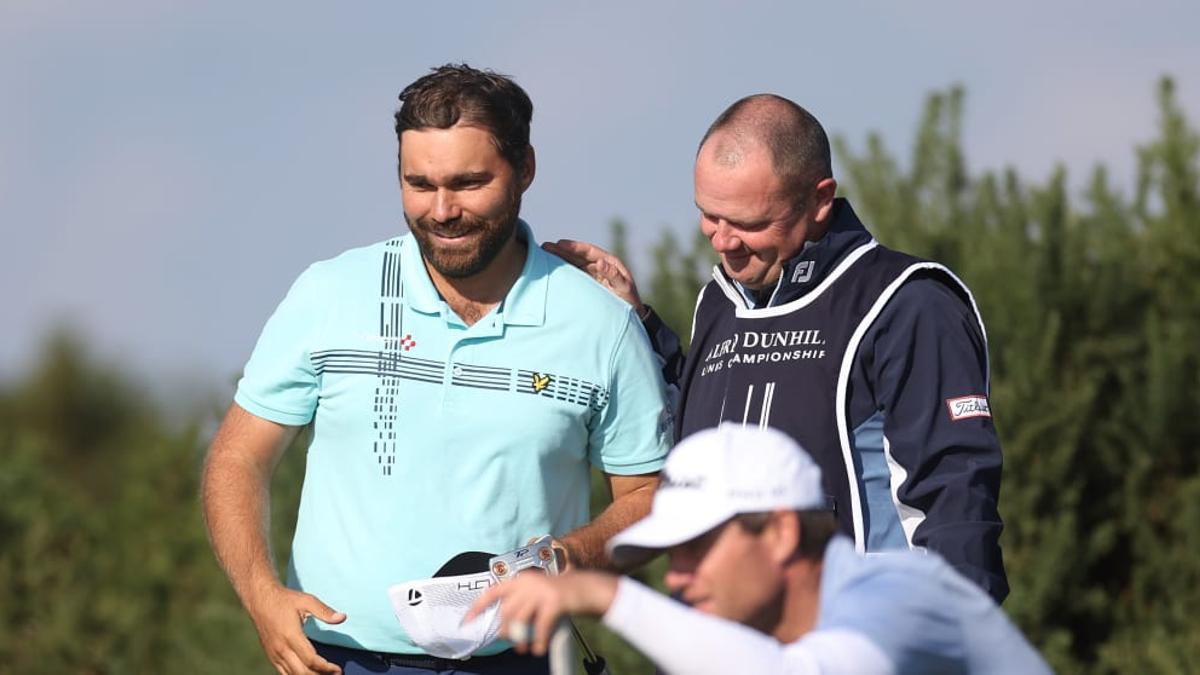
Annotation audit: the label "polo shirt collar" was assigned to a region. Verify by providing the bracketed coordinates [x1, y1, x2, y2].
[503, 220, 549, 327]
[400, 219, 548, 327]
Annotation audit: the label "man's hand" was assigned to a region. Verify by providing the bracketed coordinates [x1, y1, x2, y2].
[543, 240, 644, 314]
[202, 404, 343, 674]
[465, 571, 618, 657]
[247, 583, 346, 675]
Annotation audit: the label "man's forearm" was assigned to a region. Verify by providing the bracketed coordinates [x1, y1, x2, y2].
[201, 406, 296, 609]
[559, 476, 657, 570]
[202, 453, 280, 606]
[201, 406, 346, 673]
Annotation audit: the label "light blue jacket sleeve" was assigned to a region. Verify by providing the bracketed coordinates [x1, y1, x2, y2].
[819, 545, 1051, 675]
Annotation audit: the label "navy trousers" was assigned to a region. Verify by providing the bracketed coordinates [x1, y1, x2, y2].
[312, 641, 550, 675]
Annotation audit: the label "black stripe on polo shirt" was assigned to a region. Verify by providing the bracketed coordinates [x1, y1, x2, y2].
[399, 360, 444, 375]
[383, 249, 390, 296]
[314, 350, 610, 410]
[381, 238, 402, 298]
[452, 373, 510, 384]
[323, 366, 443, 386]
[448, 379, 508, 389]
[452, 369, 512, 385]
[455, 363, 511, 377]
[313, 350, 440, 369]
[454, 378, 511, 390]
[401, 354, 443, 368]
[314, 350, 446, 383]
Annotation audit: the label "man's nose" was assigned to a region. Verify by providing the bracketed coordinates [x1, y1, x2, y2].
[663, 554, 697, 595]
[431, 189, 461, 223]
[708, 220, 743, 253]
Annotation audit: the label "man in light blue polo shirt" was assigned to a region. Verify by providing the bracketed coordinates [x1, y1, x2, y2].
[202, 64, 670, 675]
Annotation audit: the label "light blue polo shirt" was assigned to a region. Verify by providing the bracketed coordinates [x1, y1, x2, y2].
[235, 221, 671, 654]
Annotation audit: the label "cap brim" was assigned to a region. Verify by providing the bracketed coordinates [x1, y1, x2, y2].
[434, 551, 495, 577]
[606, 502, 733, 568]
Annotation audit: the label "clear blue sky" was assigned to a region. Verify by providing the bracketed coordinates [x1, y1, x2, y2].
[3, 0, 1197, 398]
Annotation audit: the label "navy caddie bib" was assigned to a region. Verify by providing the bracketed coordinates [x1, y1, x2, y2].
[676, 240, 978, 546]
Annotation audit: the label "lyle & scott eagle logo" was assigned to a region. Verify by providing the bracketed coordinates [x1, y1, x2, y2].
[531, 372, 552, 393]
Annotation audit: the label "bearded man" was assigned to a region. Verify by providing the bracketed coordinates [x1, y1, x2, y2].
[202, 64, 670, 675]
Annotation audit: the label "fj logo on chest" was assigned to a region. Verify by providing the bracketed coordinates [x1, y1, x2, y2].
[791, 260, 815, 284]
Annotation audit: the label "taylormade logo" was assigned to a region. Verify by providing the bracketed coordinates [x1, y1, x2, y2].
[407, 589, 423, 606]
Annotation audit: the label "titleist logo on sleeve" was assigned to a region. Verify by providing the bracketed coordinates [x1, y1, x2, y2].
[946, 395, 991, 421]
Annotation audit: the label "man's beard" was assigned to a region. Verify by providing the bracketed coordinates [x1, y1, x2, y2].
[406, 194, 522, 280]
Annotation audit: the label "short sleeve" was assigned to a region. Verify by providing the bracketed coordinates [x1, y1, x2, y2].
[234, 264, 327, 426]
[587, 309, 672, 475]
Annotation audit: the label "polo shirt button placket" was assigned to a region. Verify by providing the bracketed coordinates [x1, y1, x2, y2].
[445, 365, 462, 412]
[443, 340, 464, 412]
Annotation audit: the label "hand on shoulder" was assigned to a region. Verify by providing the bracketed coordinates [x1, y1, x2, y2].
[543, 239, 645, 314]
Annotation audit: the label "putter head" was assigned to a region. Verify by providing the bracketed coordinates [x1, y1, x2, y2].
[488, 534, 559, 580]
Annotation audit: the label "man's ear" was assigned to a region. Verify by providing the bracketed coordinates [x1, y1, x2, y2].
[763, 510, 801, 566]
[811, 177, 838, 222]
[519, 145, 536, 192]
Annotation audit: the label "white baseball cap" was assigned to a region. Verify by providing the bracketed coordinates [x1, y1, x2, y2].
[388, 551, 503, 660]
[607, 424, 825, 566]
[388, 570, 502, 660]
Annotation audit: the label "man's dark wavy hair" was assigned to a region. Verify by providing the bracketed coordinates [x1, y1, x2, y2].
[394, 64, 534, 174]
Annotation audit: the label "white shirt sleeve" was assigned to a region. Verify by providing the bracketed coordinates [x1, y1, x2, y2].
[601, 577, 895, 675]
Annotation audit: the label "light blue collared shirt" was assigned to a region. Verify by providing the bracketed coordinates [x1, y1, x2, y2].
[236, 221, 671, 653]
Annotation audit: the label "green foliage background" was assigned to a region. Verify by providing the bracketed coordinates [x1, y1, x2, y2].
[2, 78, 1197, 673]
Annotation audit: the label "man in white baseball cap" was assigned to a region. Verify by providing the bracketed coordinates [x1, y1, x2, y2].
[467, 424, 1051, 674]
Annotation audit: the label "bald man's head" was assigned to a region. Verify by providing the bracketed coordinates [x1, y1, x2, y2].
[698, 95, 832, 207]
